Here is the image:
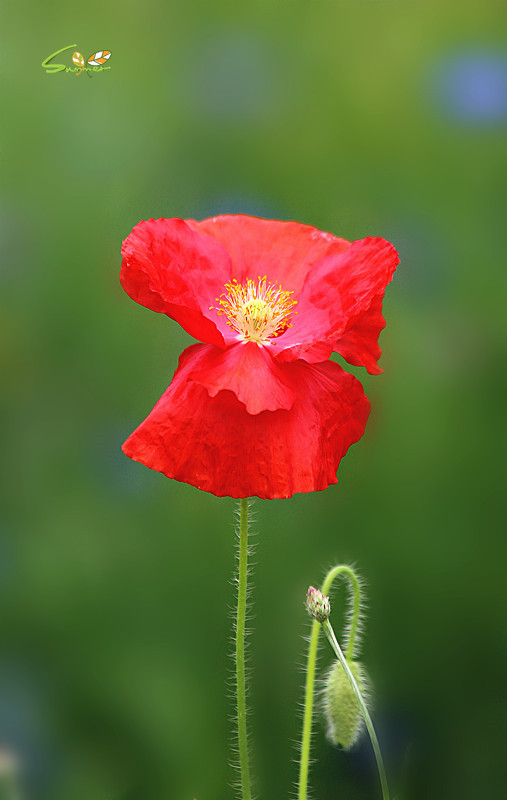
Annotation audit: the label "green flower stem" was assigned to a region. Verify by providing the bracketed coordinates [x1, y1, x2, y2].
[297, 565, 362, 800]
[297, 617, 320, 800]
[322, 618, 390, 800]
[321, 564, 361, 660]
[236, 498, 252, 800]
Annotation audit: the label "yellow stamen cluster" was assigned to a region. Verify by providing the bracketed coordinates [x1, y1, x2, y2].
[212, 276, 297, 345]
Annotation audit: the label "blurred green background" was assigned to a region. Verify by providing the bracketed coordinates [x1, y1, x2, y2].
[1, 2, 506, 799]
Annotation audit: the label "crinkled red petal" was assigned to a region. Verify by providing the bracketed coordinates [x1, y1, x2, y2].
[187, 215, 351, 293]
[120, 218, 232, 347]
[122, 344, 371, 499]
[188, 341, 296, 415]
[271, 236, 399, 365]
[334, 294, 386, 375]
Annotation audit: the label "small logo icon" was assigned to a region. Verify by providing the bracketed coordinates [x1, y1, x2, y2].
[72, 51, 85, 75]
[42, 45, 112, 76]
[87, 51, 111, 66]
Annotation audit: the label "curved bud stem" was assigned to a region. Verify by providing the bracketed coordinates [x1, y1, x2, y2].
[297, 564, 368, 800]
[322, 619, 390, 800]
[321, 564, 361, 660]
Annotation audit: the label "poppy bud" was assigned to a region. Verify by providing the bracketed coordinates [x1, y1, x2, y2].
[324, 659, 370, 749]
[306, 586, 331, 622]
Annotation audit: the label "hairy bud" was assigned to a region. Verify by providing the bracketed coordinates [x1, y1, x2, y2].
[306, 586, 330, 622]
[324, 659, 370, 749]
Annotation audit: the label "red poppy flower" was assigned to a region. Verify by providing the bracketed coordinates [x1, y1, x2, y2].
[120, 215, 399, 499]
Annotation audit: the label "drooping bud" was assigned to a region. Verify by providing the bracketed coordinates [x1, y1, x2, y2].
[324, 659, 370, 749]
[305, 586, 330, 622]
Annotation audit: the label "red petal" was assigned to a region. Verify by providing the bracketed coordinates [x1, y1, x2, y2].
[333, 295, 386, 374]
[188, 341, 296, 414]
[272, 237, 399, 364]
[187, 215, 350, 293]
[122, 344, 370, 499]
[120, 218, 233, 347]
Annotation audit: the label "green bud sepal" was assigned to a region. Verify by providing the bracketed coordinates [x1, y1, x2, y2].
[305, 585, 331, 622]
[324, 658, 371, 749]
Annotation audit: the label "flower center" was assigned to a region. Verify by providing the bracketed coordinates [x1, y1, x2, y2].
[213, 277, 297, 345]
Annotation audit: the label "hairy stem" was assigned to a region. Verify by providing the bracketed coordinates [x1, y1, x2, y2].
[322, 619, 390, 800]
[297, 617, 320, 800]
[298, 565, 363, 800]
[236, 498, 252, 800]
[321, 565, 361, 660]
